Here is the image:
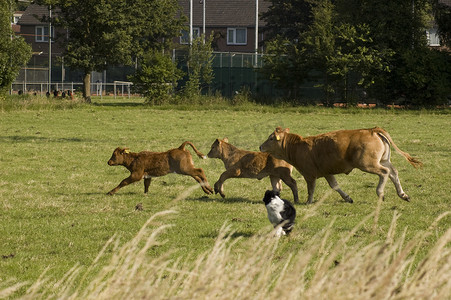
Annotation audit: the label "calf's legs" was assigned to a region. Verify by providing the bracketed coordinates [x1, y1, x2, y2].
[108, 173, 142, 195]
[180, 167, 214, 195]
[214, 169, 240, 198]
[272, 174, 299, 204]
[144, 176, 152, 193]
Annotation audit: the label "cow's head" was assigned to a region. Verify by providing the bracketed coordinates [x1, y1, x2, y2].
[108, 147, 130, 166]
[259, 127, 289, 157]
[207, 138, 228, 159]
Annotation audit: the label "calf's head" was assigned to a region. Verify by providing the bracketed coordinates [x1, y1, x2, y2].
[108, 147, 130, 166]
[207, 138, 228, 159]
[260, 127, 289, 158]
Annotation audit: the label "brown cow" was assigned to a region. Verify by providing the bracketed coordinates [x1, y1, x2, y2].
[260, 127, 422, 204]
[207, 138, 299, 203]
[107, 142, 214, 196]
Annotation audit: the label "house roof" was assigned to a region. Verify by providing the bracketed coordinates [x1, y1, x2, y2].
[17, 4, 52, 26]
[178, 0, 271, 28]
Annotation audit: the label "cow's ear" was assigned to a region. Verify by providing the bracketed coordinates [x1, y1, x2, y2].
[123, 148, 130, 154]
[284, 128, 290, 133]
[275, 134, 281, 141]
[223, 137, 229, 143]
[275, 126, 283, 133]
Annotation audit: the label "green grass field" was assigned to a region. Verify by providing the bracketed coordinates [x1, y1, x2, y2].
[0, 96, 450, 298]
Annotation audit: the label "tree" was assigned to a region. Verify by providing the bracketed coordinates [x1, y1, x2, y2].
[130, 50, 182, 105]
[262, 0, 390, 104]
[184, 34, 215, 98]
[261, 37, 310, 99]
[0, 1, 31, 93]
[262, 0, 442, 105]
[261, 0, 313, 41]
[36, 0, 184, 102]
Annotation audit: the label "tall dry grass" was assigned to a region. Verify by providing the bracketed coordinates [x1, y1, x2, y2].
[3, 203, 450, 299]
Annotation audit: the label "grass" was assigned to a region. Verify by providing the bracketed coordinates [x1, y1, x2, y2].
[0, 95, 450, 298]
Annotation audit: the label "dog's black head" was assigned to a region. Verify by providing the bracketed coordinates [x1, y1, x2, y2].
[263, 190, 280, 205]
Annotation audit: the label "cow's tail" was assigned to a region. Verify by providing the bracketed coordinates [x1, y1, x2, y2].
[372, 127, 423, 168]
[179, 141, 207, 159]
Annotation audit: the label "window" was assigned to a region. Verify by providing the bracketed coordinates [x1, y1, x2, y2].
[227, 28, 247, 45]
[426, 28, 440, 47]
[180, 27, 200, 44]
[35, 26, 54, 43]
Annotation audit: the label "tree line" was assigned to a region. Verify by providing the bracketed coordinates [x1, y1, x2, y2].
[1, 0, 450, 106]
[262, 0, 451, 106]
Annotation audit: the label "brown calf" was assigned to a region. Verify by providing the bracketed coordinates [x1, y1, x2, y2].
[207, 138, 299, 203]
[107, 141, 213, 195]
[260, 127, 422, 204]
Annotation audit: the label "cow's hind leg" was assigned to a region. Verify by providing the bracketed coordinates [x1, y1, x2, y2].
[360, 164, 390, 200]
[325, 175, 353, 203]
[381, 160, 410, 201]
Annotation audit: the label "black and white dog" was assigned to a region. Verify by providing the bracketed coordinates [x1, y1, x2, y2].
[262, 190, 296, 237]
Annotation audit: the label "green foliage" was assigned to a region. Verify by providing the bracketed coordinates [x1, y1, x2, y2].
[184, 34, 215, 98]
[261, 0, 447, 106]
[0, 2, 31, 93]
[261, 0, 313, 41]
[393, 48, 451, 106]
[263, 0, 391, 104]
[128, 0, 186, 57]
[36, 0, 185, 101]
[261, 37, 309, 98]
[129, 51, 182, 105]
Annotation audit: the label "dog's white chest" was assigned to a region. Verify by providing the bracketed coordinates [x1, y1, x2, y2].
[265, 198, 285, 225]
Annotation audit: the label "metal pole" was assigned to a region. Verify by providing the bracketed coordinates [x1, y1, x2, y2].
[189, 0, 193, 46]
[61, 57, 64, 92]
[203, 0, 206, 43]
[254, 0, 259, 67]
[48, 5, 52, 93]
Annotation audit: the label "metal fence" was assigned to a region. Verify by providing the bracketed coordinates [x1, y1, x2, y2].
[11, 81, 134, 99]
[12, 50, 363, 103]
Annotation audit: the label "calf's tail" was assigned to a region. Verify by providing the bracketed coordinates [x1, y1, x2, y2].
[179, 141, 207, 159]
[372, 127, 423, 168]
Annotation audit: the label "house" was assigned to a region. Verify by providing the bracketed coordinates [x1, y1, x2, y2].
[17, 4, 63, 57]
[177, 0, 271, 53]
[427, 0, 451, 48]
[11, 11, 24, 34]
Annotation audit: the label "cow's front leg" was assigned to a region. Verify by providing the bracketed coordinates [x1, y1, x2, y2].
[305, 177, 316, 204]
[107, 173, 141, 195]
[325, 175, 353, 203]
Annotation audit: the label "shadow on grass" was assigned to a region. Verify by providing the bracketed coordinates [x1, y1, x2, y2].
[0, 136, 85, 143]
[186, 196, 255, 204]
[92, 101, 144, 108]
[200, 230, 254, 239]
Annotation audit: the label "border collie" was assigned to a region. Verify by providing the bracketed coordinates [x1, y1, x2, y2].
[262, 190, 296, 237]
